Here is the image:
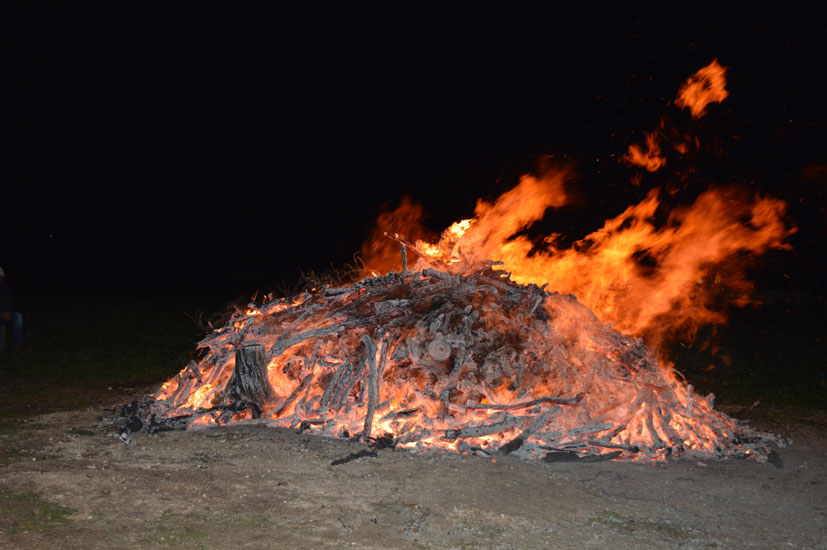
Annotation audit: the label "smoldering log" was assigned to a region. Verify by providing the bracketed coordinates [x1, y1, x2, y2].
[331, 449, 378, 466]
[588, 439, 640, 453]
[498, 406, 560, 456]
[360, 335, 379, 443]
[274, 373, 313, 417]
[443, 415, 529, 441]
[320, 361, 350, 407]
[567, 422, 614, 436]
[334, 362, 365, 409]
[466, 395, 584, 410]
[170, 361, 203, 404]
[542, 450, 623, 463]
[380, 407, 420, 421]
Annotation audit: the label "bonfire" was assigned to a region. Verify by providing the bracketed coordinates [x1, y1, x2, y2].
[121, 61, 794, 464]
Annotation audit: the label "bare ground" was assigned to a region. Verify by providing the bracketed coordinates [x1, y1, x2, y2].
[0, 395, 825, 550]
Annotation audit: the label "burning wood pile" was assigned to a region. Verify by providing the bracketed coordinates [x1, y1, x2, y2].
[128, 247, 784, 464]
[122, 60, 792, 465]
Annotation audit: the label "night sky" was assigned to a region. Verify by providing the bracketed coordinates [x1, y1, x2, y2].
[5, 7, 825, 307]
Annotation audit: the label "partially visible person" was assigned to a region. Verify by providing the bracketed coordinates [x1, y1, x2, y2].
[0, 267, 23, 351]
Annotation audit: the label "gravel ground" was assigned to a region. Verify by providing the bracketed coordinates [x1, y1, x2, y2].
[0, 402, 825, 549]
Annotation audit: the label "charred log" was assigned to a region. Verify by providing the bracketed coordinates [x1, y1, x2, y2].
[498, 406, 560, 456]
[542, 450, 623, 463]
[331, 449, 378, 466]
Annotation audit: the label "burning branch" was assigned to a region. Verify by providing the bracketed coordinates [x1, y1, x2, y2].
[360, 334, 379, 443]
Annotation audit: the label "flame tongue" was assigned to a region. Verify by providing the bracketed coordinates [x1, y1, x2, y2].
[386, 178, 793, 353]
[676, 59, 730, 119]
[149, 266, 783, 463]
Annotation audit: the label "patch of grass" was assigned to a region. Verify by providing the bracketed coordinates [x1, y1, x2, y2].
[719, 404, 827, 433]
[67, 428, 96, 437]
[0, 448, 23, 466]
[0, 420, 48, 434]
[153, 510, 211, 548]
[672, 304, 827, 410]
[0, 299, 202, 422]
[238, 514, 269, 530]
[0, 488, 75, 535]
[765, 408, 827, 430]
[139, 509, 271, 548]
[0, 300, 201, 382]
[591, 510, 625, 523]
[588, 510, 689, 540]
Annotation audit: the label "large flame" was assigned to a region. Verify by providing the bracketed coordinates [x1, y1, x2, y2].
[363, 60, 795, 355]
[366, 185, 793, 356]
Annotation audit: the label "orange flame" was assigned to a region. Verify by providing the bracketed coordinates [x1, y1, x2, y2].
[623, 131, 667, 172]
[387, 182, 794, 354]
[361, 196, 435, 273]
[675, 59, 730, 119]
[360, 60, 794, 355]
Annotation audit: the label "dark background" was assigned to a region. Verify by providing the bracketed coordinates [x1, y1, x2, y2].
[4, 6, 825, 307]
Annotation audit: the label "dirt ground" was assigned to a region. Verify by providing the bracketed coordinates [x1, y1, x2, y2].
[0, 394, 825, 550]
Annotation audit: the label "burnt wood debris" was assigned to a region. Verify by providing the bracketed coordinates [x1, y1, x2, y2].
[117, 250, 787, 465]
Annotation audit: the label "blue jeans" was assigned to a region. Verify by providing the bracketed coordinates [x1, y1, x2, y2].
[0, 312, 23, 348]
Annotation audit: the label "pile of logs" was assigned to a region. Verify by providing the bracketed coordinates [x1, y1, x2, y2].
[127, 259, 786, 464]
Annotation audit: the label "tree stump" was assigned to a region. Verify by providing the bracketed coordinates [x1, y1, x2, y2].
[227, 344, 275, 406]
